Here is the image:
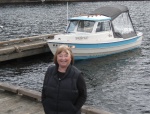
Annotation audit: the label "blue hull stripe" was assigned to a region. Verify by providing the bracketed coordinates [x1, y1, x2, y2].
[48, 36, 140, 49]
[66, 36, 140, 49]
[74, 47, 139, 60]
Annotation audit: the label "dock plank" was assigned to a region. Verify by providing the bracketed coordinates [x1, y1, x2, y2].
[0, 90, 44, 114]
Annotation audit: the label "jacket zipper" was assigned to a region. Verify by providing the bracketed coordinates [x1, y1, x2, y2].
[57, 78, 61, 114]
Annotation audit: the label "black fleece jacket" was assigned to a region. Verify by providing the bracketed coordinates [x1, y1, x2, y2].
[41, 64, 87, 114]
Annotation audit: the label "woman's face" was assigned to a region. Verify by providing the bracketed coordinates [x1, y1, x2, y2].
[57, 51, 71, 68]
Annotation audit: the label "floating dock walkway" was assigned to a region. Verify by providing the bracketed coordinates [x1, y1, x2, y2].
[0, 34, 55, 62]
[0, 82, 113, 114]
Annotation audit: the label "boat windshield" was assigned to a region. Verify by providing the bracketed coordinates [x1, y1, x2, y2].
[67, 20, 78, 33]
[67, 20, 95, 33]
[77, 20, 95, 33]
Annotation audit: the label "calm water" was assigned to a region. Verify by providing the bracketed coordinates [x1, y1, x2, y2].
[0, 1, 150, 114]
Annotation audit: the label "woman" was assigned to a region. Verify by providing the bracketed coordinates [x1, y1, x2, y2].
[42, 45, 87, 114]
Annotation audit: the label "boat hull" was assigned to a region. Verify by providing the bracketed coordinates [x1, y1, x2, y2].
[47, 35, 142, 60]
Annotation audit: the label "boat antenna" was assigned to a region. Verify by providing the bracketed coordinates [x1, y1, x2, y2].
[67, 2, 68, 26]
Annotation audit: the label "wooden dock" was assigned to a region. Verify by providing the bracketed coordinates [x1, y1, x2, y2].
[0, 90, 44, 114]
[0, 82, 114, 114]
[0, 34, 55, 62]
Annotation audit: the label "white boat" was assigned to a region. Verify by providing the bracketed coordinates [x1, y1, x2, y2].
[47, 5, 143, 60]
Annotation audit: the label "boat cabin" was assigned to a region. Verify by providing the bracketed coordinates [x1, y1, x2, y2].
[67, 15, 111, 33]
[66, 5, 137, 39]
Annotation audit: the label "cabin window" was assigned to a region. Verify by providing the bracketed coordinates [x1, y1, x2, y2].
[96, 21, 110, 32]
[67, 21, 78, 33]
[77, 21, 95, 33]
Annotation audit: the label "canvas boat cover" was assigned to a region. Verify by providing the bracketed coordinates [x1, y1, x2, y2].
[90, 5, 129, 20]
